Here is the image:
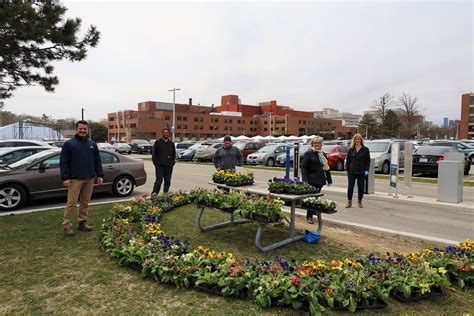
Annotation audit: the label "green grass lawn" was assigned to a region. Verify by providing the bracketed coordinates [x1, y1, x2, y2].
[0, 204, 472, 314]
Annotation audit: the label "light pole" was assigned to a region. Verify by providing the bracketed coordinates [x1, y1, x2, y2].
[168, 88, 181, 142]
[269, 112, 273, 140]
[0, 101, 4, 127]
[359, 124, 368, 139]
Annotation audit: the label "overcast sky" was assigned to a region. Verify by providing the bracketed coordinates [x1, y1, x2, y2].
[5, 0, 473, 124]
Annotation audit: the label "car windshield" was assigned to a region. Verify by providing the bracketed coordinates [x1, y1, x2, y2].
[365, 142, 390, 152]
[415, 146, 454, 155]
[134, 140, 149, 144]
[8, 150, 57, 169]
[258, 145, 279, 153]
[234, 143, 247, 150]
[321, 145, 336, 152]
[188, 143, 202, 150]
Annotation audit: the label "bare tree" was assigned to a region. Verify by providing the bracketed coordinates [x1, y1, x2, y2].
[398, 93, 420, 137]
[371, 93, 393, 138]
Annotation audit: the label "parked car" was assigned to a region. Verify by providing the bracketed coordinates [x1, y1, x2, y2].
[321, 145, 349, 171]
[97, 143, 115, 151]
[113, 143, 132, 155]
[246, 144, 288, 166]
[233, 141, 265, 163]
[149, 139, 156, 146]
[46, 140, 66, 148]
[0, 148, 147, 210]
[129, 139, 152, 154]
[177, 142, 207, 161]
[412, 146, 470, 176]
[276, 144, 311, 167]
[175, 142, 194, 156]
[429, 140, 474, 164]
[194, 143, 223, 162]
[0, 139, 52, 148]
[364, 139, 408, 174]
[0, 146, 50, 166]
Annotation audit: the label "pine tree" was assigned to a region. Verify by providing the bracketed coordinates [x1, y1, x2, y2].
[0, 1, 100, 99]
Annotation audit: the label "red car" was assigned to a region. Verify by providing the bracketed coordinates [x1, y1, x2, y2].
[321, 145, 349, 171]
[234, 141, 264, 163]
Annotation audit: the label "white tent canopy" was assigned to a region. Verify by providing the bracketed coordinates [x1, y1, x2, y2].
[235, 135, 250, 140]
[216, 135, 237, 142]
[251, 135, 264, 140]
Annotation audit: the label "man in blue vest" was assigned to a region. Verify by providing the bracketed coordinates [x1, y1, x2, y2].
[60, 120, 104, 237]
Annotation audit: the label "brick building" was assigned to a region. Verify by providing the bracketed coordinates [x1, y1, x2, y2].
[460, 92, 474, 139]
[107, 95, 357, 142]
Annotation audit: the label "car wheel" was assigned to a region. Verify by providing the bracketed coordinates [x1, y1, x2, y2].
[0, 184, 27, 210]
[336, 159, 344, 171]
[112, 176, 135, 197]
[464, 161, 471, 176]
[470, 155, 474, 165]
[192, 156, 198, 163]
[382, 161, 390, 174]
[128, 151, 131, 155]
[266, 158, 275, 166]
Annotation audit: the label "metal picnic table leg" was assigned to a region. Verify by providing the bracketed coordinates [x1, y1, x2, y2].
[315, 212, 323, 233]
[196, 206, 251, 232]
[255, 200, 304, 253]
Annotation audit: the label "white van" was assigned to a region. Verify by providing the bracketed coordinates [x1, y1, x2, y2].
[364, 139, 408, 174]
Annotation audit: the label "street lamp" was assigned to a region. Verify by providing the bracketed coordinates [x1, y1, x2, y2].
[168, 88, 181, 142]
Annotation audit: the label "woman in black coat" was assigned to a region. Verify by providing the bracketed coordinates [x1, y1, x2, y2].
[344, 133, 371, 208]
[301, 136, 332, 224]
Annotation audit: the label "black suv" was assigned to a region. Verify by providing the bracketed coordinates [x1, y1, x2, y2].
[129, 139, 152, 154]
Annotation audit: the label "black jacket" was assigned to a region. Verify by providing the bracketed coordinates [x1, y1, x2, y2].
[60, 135, 104, 181]
[152, 138, 176, 167]
[301, 150, 332, 187]
[345, 146, 371, 175]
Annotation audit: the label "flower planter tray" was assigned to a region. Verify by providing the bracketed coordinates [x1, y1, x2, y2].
[301, 207, 337, 214]
[332, 298, 388, 311]
[392, 286, 442, 303]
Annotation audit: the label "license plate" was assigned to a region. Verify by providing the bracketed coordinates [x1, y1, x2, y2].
[419, 158, 428, 163]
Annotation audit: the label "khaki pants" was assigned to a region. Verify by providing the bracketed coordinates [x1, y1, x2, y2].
[63, 179, 95, 229]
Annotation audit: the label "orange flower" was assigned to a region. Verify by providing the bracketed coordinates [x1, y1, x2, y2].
[327, 288, 333, 297]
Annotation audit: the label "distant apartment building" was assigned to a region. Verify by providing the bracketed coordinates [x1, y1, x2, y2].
[314, 108, 361, 127]
[443, 117, 449, 128]
[107, 95, 358, 142]
[460, 93, 474, 139]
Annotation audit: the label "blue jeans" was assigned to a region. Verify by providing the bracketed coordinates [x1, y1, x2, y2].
[347, 173, 365, 201]
[153, 165, 173, 194]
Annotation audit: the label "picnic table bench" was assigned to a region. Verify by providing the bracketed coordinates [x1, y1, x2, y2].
[195, 182, 327, 252]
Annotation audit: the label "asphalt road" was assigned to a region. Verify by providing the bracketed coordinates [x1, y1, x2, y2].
[6, 156, 474, 243]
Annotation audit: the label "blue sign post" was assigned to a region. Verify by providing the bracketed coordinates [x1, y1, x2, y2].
[285, 146, 291, 179]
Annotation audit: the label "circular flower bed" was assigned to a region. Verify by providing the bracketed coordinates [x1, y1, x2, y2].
[100, 192, 473, 314]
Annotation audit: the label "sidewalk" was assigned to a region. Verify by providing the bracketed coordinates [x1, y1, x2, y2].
[324, 186, 474, 212]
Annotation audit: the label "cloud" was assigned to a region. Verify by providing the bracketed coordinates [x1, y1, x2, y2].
[5, 0, 473, 125]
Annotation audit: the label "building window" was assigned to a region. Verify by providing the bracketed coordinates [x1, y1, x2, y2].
[177, 116, 182, 121]
[199, 126, 203, 130]
[109, 117, 115, 121]
[199, 117, 204, 122]
[109, 125, 114, 129]
[182, 125, 187, 129]
[469, 107, 474, 114]
[264, 128, 268, 131]
[183, 117, 187, 121]
[194, 117, 198, 122]
[194, 126, 198, 130]
[224, 119, 228, 123]
[165, 115, 170, 120]
[224, 126, 228, 131]
[237, 120, 241, 124]
[177, 125, 181, 129]
[130, 123, 137, 128]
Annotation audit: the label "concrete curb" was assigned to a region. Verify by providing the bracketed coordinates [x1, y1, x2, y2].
[323, 186, 474, 212]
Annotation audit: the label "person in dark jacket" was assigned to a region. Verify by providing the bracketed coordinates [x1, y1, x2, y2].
[152, 128, 176, 194]
[60, 120, 104, 236]
[213, 135, 243, 170]
[301, 136, 333, 224]
[344, 133, 371, 208]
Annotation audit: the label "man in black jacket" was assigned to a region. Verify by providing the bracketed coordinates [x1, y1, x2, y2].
[60, 120, 104, 236]
[152, 128, 176, 194]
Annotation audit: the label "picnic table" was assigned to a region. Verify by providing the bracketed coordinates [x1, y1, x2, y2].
[195, 182, 324, 252]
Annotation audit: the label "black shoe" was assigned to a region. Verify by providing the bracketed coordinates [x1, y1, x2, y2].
[307, 218, 314, 224]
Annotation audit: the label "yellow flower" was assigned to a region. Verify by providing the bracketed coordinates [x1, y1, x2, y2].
[438, 267, 447, 274]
